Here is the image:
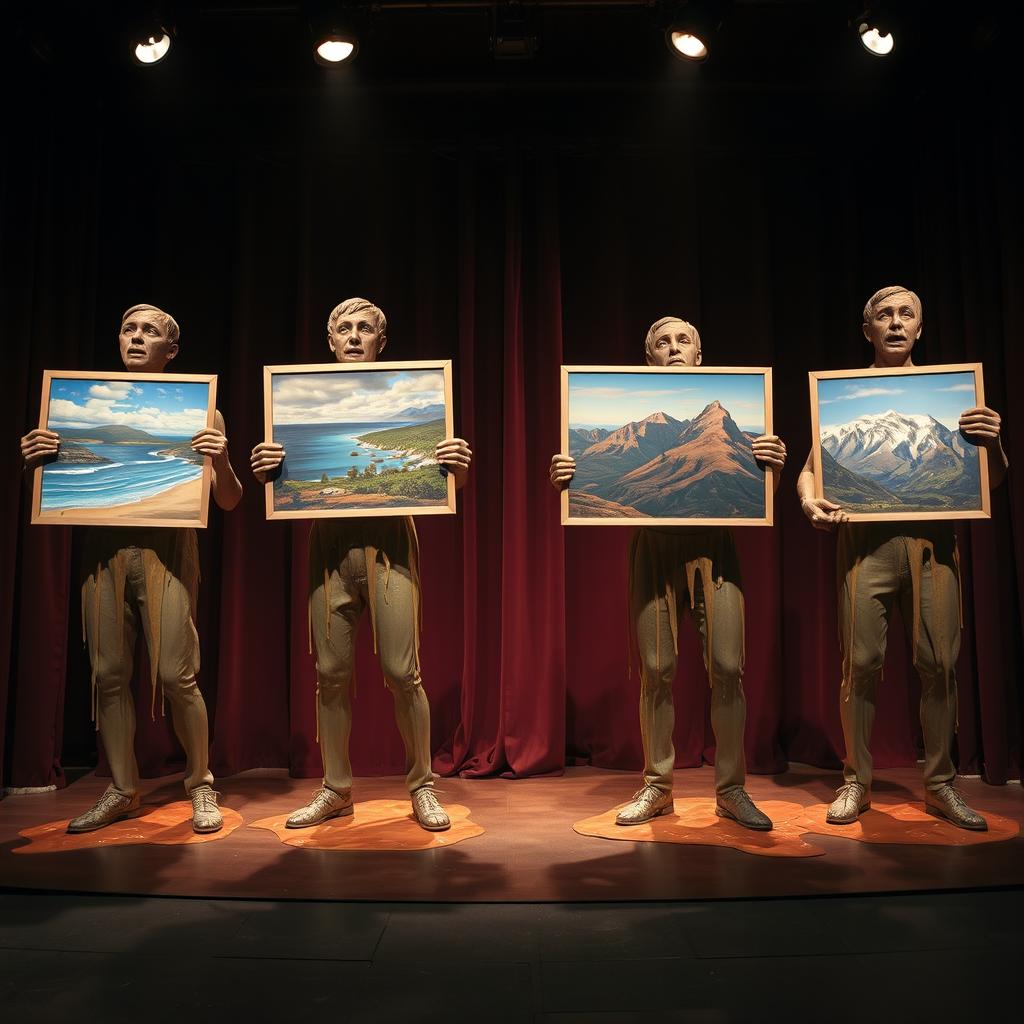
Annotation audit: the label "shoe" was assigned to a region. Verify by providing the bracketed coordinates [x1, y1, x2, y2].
[190, 785, 223, 834]
[826, 782, 870, 825]
[925, 784, 988, 831]
[66, 787, 141, 834]
[716, 786, 773, 831]
[615, 785, 674, 826]
[411, 787, 451, 832]
[285, 787, 354, 828]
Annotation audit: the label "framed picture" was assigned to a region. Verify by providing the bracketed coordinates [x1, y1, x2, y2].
[263, 360, 456, 520]
[808, 363, 990, 521]
[31, 370, 217, 528]
[561, 365, 774, 526]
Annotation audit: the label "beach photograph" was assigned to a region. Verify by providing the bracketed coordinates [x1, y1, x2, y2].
[265, 362, 455, 518]
[813, 367, 987, 517]
[563, 368, 771, 524]
[32, 372, 215, 526]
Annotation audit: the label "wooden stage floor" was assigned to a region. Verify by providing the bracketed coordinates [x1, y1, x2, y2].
[2, 766, 1022, 902]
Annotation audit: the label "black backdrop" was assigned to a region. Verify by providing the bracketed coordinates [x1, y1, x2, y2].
[2, 3, 1021, 792]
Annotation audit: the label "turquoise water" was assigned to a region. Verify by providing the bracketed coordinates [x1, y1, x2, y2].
[40, 441, 201, 511]
[274, 422, 421, 481]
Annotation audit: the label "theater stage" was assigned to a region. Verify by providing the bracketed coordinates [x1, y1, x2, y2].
[1, 766, 1021, 903]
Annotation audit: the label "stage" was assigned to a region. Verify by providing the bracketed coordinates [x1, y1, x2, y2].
[2, 766, 1021, 903]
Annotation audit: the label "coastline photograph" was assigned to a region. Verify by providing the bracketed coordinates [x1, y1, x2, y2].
[35, 375, 213, 525]
[815, 369, 984, 515]
[267, 364, 453, 515]
[564, 369, 770, 523]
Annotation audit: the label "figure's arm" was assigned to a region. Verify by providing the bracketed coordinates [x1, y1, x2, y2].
[549, 453, 575, 491]
[436, 437, 472, 491]
[192, 410, 242, 511]
[751, 434, 787, 494]
[250, 440, 285, 485]
[959, 406, 1008, 489]
[796, 450, 846, 530]
[21, 428, 60, 470]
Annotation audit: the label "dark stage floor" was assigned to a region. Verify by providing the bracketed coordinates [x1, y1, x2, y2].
[1, 889, 1021, 1022]
[1, 766, 1022, 902]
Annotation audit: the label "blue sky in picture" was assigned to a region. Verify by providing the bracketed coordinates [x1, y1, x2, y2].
[569, 371, 766, 433]
[48, 378, 209, 437]
[817, 371, 977, 431]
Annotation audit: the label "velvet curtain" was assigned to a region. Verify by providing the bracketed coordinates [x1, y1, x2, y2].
[2, 55, 1020, 793]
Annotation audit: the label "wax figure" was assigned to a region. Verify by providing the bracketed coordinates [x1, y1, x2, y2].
[550, 317, 787, 830]
[251, 297, 472, 832]
[797, 286, 1008, 830]
[20, 304, 243, 833]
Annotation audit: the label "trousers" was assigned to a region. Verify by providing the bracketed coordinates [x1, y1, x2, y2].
[308, 517, 433, 795]
[81, 528, 212, 798]
[837, 522, 962, 792]
[629, 527, 747, 795]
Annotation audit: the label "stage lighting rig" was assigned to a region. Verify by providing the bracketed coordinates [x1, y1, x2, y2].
[854, 5, 895, 56]
[309, 2, 364, 65]
[129, 16, 174, 66]
[662, 0, 731, 63]
[491, 1, 539, 60]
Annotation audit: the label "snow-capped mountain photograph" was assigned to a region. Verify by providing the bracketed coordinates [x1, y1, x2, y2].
[813, 368, 986, 515]
[563, 369, 771, 523]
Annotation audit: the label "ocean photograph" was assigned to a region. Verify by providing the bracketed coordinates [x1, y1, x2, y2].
[565, 370, 769, 522]
[37, 376, 211, 521]
[268, 366, 451, 513]
[816, 370, 983, 514]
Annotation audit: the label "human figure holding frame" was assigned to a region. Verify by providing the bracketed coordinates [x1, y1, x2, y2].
[251, 297, 472, 831]
[20, 304, 243, 833]
[551, 317, 787, 830]
[796, 285, 1008, 830]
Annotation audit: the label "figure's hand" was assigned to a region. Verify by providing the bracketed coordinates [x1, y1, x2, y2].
[752, 434, 787, 472]
[435, 437, 472, 474]
[21, 429, 59, 468]
[191, 427, 229, 464]
[959, 407, 1002, 448]
[550, 454, 576, 491]
[800, 496, 846, 531]
[250, 441, 285, 483]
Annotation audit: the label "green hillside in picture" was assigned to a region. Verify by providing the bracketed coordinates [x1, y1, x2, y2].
[356, 418, 446, 458]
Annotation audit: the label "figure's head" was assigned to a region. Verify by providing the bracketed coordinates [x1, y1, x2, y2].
[644, 316, 702, 367]
[862, 286, 922, 366]
[327, 297, 387, 362]
[119, 303, 180, 372]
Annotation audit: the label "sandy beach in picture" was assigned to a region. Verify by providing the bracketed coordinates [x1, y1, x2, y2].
[38, 476, 205, 523]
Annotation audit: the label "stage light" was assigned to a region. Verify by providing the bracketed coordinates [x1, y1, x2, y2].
[858, 21, 894, 56]
[663, 1, 729, 63]
[315, 35, 357, 64]
[132, 30, 171, 66]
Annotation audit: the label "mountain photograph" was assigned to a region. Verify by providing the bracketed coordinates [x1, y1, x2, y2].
[819, 409, 982, 513]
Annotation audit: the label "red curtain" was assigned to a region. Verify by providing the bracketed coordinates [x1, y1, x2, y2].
[2, 63, 1021, 793]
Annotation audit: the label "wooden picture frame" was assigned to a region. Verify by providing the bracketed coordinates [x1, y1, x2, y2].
[263, 360, 457, 520]
[31, 369, 217, 528]
[560, 365, 774, 526]
[808, 363, 990, 521]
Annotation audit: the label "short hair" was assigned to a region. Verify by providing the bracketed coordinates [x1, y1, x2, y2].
[327, 297, 387, 337]
[120, 303, 180, 345]
[644, 316, 701, 361]
[862, 286, 922, 325]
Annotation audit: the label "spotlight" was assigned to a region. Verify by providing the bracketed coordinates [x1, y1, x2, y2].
[663, 1, 729, 63]
[310, 3, 362, 66]
[854, 7, 895, 57]
[131, 28, 172, 66]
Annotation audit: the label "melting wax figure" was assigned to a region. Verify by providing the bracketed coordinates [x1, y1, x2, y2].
[550, 317, 787, 830]
[20, 305, 243, 833]
[251, 298, 472, 832]
[796, 286, 1008, 830]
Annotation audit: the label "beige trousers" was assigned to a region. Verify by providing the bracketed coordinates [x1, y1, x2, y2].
[837, 523, 962, 793]
[81, 529, 212, 798]
[308, 517, 433, 795]
[629, 527, 747, 795]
